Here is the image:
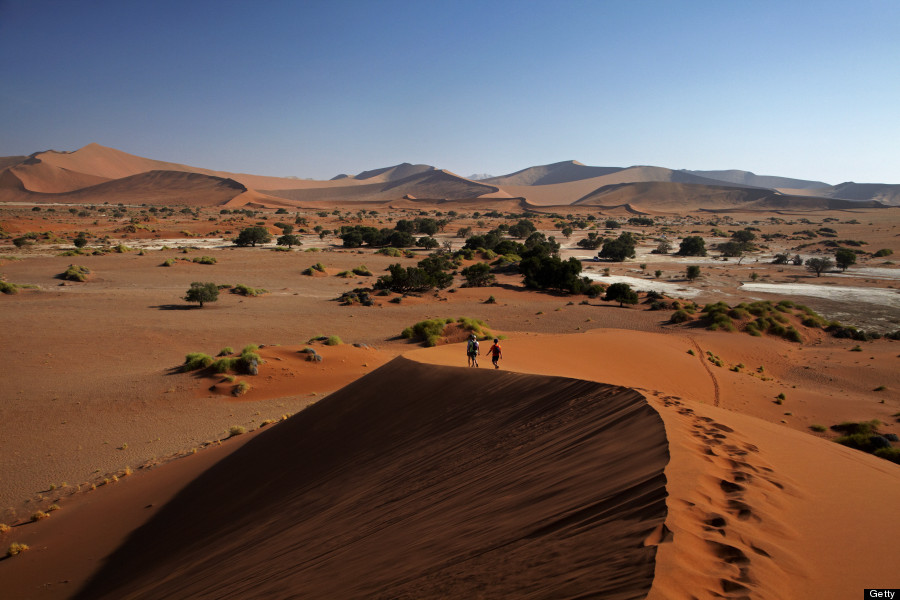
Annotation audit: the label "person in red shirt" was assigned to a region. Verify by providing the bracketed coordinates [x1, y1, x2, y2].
[485, 338, 502, 369]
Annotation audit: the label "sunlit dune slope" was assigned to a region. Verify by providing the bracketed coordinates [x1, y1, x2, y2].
[73, 357, 668, 600]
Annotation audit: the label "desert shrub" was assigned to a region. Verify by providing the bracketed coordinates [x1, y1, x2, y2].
[402, 318, 453, 347]
[784, 327, 802, 343]
[228, 423, 247, 435]
[461, 262, 496, 287]
[352, 265, 372, 276]
[457, 316, 492, 338]
[192, 256, 216, 264]
[6, 542, 29, 557]
[336, 270, 353, 278]
[161, 258, 176, 267]
[670, 309, 691, 324]
[231, 283, 268, 296]
[60, 264, 90, 281]
[211, 357, 238, 373]
[810, 424, 827, 432]
[874, 447, 900, 464]
[325, 335, 342, 346]
[0, 280, 19, 294]
[728, 307, 750, 319]
[218, 346, 234, 356]
[831, 420, 881, 436]
[377, 247, 402, 257]
[112, 244, 132, 253]
[603, 282, 639, 307]
[873, 248, 893, 258]
[183, 352, 214, 372]
[31, 511, 49, 522]
[485, 295, 497, 304]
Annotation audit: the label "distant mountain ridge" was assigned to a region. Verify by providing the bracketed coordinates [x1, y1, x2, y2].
[0, 143, 896, 208]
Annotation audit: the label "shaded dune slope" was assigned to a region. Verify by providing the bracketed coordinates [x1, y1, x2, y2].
[6, 170, 247, 206]
[573, 181, 885, 212]
[74, 357, 668, 600]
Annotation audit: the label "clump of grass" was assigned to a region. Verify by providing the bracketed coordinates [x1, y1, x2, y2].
[0, 280, 20, 295]
[231, 283, 268, 296]
[182, 352, 214, 372]
[485, 295, 497, 304]
[218, 346, 234, 356]
[228, 424, 246, 436]
[211, 357, 238, 373]
[31, 511, 49, 522]
[325, 335, 342, 346]
[60, 264, 90, 281]
[192, 256, 216, 264]
[352, 265, 372, 276]
[774, 393, 786, 405]
[402, 318, 453, 347]
[456, 316, 492, 339]
[302, 262, 327, 275]
[232, 381, 251, 397]
[111, 244, 132, 253]
[0, 523, 10, 534]
[377, 247, 402, 257]
[336, 270, 353, 278]
[873, 385, 887, 392]
[670, 309, 691, 324]
[810, 424, 827, 432]
[6, 542, 29, 557]
[161, 258, 176, 267]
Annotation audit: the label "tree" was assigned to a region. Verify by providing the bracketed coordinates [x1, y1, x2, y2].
[653, 240, 672, 254]
[73, 234, 88, 248]
[598, 232, 637, 261]
[686, 265, 701, 281]
[461, 262, 496, 287]
[277, 234, 302, 248]
[234, 226, 272, 247]
[834, 248, 857, 271]
[604, 282, 638, 307]
[576, 232, 603, 250]
[417, 236, 440, 249]
[805, 257, 834, 277]
[677, 236, 707, 256]
[184, 282, 219, 308]
[561, 226, 573, 240]
[772, 253, 790, 265]
[508, 219, 537, 238]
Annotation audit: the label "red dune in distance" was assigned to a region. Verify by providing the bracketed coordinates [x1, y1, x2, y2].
[70, 357, 668, 600]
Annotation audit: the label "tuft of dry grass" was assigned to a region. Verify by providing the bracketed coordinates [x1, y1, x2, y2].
[7, 542, 29, 557]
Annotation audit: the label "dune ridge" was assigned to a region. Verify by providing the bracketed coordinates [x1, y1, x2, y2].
[72, 357, 669, 600]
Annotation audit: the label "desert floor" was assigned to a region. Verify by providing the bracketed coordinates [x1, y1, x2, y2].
[1, 204, 898, 598]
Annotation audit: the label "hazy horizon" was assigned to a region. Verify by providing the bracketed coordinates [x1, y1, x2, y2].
[1, 0, 898, 185]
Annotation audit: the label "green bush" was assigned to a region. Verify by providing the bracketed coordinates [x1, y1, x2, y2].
[212, 357, 238, 373]
[183, 352, 214, 372]
[810, 424, 827, 432]
[231, 284, 268, 296]
[402, 318, 453, 347]
[218, 346, 234, 356]
[0, 281, 19, 295]
[352, 265, 372, 276]
[162, 258, 176, 267]
[325, 335, 342, 346]
[670, 309, 691, 324]
[60, 264, 90, 281]
[192, 256, 217, 264]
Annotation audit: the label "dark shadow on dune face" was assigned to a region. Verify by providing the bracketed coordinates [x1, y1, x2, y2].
[74, 358, 670, 600]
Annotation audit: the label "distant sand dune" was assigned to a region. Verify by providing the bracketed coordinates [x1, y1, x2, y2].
[72, 357, 668, 600]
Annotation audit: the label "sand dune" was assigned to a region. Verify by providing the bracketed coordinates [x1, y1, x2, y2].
[571, 181, 885, 212]
[264, 168, 508, 204]
[484, 160, 623, 186]
[683, 169, 829, 190]
[72, 357, 668, 600]
[351, 162, 437, 182]
[11, 170, 248, 206]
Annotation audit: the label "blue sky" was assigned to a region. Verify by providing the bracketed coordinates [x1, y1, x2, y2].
[1, 0, 898, 184]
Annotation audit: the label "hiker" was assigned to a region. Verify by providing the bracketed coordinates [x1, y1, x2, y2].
[467, 333, 479, 367]
[485, 338, 502, 369]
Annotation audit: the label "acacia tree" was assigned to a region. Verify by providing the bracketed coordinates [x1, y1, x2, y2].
[461, 262, 496, 287]
[686, 265, 701, 281]
[234, 226, 272, 247]
[677, 236, 707, 257]
[805, 257, 834, 277]
[184, 281, 219, 308]
[277, 234, 302, 248]
[834, 248, 857, 271]
[604, 282, 638, 307]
